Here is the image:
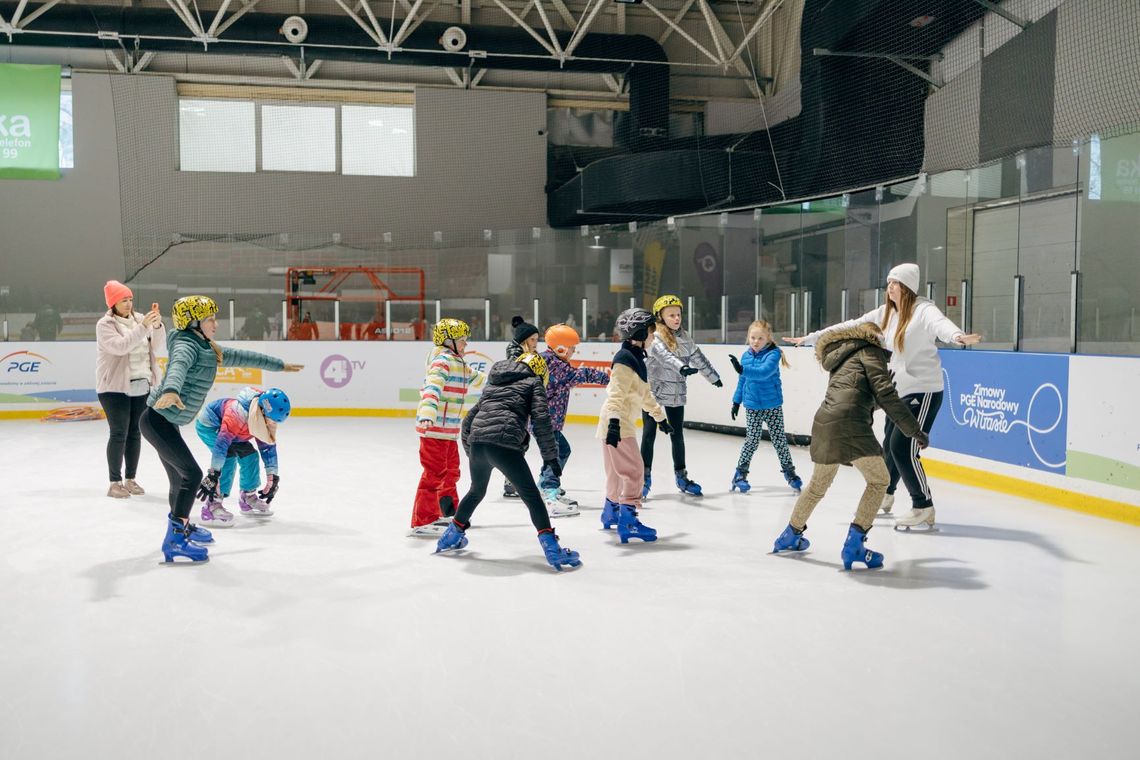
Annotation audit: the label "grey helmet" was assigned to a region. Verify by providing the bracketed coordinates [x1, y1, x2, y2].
[615, 307, 655, 341]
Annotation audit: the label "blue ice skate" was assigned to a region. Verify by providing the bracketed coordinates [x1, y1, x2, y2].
[601, 498, 619, 530]
[772, 524, 810, 554]
[841, 525, 883, 570]
[168, 512, 213, 545]
[675, 469, 703, 496]
[617, 505, 657, 544]
[730, 468, 751, 493]
[435, 522, 469, 553]
[783, 468, 803, 493]
[538, 531, 581, 571]
[162, 517, 209, 563]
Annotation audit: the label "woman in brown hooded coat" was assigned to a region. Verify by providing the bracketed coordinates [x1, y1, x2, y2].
[772, 323, 929, 569]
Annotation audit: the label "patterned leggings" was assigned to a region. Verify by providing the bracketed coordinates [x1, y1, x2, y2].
[736, 406, 795, 474]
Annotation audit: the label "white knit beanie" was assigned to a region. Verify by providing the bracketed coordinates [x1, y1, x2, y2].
[886, 263, 920, 295]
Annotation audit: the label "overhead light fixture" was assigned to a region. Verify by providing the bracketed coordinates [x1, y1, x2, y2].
[909, 15, 936, 28]
[613, 0, 643, 4]
[588, 235, 605, 250]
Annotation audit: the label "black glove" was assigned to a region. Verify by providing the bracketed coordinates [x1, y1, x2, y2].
[605, 419, 621, 448]
[713, 380, 723, 388]
[679, 365, 699, 377]
[258, 474, 280, 504]
[914, 431, 930, 450]
[658, 418, 673, 435]
[196, 469, 220, 501]
[544, 459, 563, 478]
[729, 354, 743, 375]
[731, 402, 740, 420]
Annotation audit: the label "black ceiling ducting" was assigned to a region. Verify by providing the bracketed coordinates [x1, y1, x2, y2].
[549, 0, 989, 226]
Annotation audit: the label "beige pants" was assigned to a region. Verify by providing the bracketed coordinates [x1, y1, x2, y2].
[603, 437, 645, 508]
[789, 456, 890, 532]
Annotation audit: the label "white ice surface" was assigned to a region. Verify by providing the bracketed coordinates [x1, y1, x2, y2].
[3, 418, 1139, 760]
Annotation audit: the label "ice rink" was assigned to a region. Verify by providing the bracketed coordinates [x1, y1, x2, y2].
[3, 416, 1139, 759]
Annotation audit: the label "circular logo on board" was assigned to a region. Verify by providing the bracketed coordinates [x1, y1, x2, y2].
[320, 354, 353, 388]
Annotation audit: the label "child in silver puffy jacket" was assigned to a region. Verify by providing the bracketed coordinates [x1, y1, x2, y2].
[641, 295, 723, 497]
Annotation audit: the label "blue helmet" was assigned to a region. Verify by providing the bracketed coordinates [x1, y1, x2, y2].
[258, 388, 292, 422]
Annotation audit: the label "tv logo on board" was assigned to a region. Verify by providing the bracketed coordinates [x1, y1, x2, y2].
[321, 354, 366, 389]
[3, 350, 49, 373]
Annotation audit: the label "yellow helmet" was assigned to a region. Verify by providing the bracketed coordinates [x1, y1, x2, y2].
[517, 352, 549, 387]
[653, 294, 683, 317]
[171, 295, 219, 330]
[432, 318, 471, 347]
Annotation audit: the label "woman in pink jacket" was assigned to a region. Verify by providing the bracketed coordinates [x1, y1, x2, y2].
[95, 280, 165, 498]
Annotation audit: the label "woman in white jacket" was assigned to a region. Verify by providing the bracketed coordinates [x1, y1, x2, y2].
[787, 264, 981, 529]
[95, 281, 165, 498]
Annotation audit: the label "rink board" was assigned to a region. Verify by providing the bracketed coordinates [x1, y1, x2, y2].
[2, 341, 1137, 511]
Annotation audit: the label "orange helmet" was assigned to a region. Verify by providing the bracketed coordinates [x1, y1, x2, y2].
[544, 324, 580, 358]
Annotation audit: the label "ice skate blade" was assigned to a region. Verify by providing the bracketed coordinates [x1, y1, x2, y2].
[240, 511, 274, 518]
[161, 555, 209, 564]
[201, 521, 235, 529]
[894, 523, 938, 532]
[842, 562, 884, 570]
[550, 510, 581, 519]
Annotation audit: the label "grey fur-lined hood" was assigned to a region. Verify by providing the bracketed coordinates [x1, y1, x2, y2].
[815, 323, 886, 373]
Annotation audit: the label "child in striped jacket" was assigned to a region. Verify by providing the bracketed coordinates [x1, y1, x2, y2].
[410, 319, 486, 536]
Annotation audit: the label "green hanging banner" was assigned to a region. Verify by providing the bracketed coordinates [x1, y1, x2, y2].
[0, 64, 62, 180]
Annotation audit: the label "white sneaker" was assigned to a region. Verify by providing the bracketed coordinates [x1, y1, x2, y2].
[894, 506, 935, 531]
[544, 489, 580, 518]
[408, 519, 450, 537]
[879, 493, 894, 514]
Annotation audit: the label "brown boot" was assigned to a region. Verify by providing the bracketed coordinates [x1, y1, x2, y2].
[107, 482, 130, 499]
[124, 479, 145, 496]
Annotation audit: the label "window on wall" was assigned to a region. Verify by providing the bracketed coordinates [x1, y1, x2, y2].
[176, 98, 415, 176]
[341, 105, 415, 177]
[262, 104, 337, 173]
[179, 99, 256, 172]
[59, 89, 74, 169]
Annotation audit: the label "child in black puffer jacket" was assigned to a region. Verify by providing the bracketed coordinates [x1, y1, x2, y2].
[434, 352, 582, 571]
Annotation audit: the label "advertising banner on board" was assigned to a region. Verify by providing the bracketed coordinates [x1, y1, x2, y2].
[932, 350, 1069, 473]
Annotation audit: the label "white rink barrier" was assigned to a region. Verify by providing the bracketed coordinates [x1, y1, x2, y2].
[3, 340, 1137, 513]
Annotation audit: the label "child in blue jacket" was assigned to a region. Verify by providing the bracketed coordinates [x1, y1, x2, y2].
[729, 320, 801, 493]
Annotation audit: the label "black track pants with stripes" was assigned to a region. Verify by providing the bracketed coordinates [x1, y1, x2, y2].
[883, 391, 943, 509]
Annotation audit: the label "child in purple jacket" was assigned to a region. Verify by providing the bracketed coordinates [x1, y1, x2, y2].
[538, 324, 610, 517]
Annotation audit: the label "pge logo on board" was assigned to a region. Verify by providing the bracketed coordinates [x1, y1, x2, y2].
[3, 350, 50, 373]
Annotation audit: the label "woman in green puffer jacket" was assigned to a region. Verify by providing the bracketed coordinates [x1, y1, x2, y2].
[771, 322, 928, 570]
[140, 295, 302, 564]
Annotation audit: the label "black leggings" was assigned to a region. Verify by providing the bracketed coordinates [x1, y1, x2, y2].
[97, 392, 147, 482]
[641, 405, 686, 471]
[456, 444, 551, 532]
[883, 391, 943, 509]
[140, 407, 202, 521]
